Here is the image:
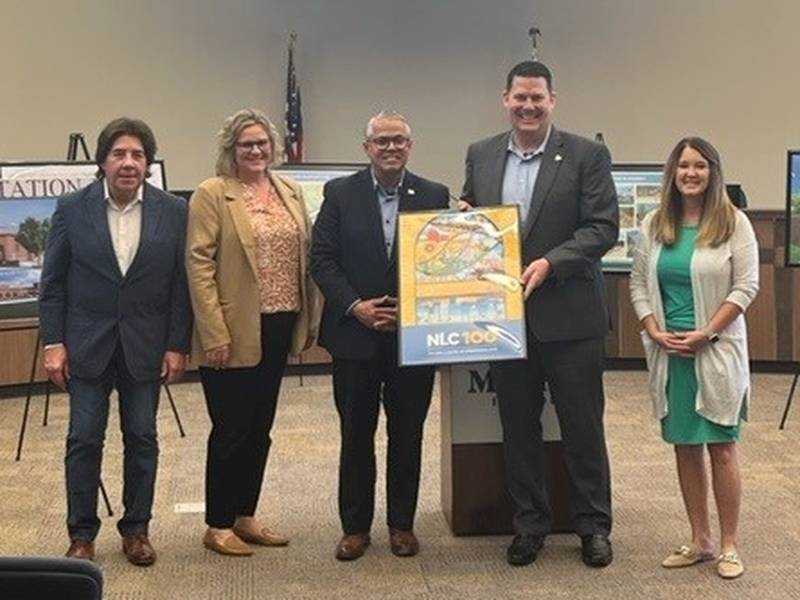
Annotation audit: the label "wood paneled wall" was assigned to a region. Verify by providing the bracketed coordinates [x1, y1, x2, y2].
[1, 210, 796, 387]
[607, 210, 800, 363]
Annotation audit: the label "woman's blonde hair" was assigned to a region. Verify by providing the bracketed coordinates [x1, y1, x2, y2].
[215, 108, 284, 177]
[650, 136, 736, 247]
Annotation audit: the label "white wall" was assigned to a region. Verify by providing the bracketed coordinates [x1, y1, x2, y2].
[1, 0, 797, 207]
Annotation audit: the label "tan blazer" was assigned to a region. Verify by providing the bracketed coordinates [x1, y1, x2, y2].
[186, 173, 321, 367]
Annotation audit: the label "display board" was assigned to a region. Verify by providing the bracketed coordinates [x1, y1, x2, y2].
[0, 161, 165, 319]
[603, 164, 663, 272]
[787, 151, 800, 266]
[273, 162, 363, 223]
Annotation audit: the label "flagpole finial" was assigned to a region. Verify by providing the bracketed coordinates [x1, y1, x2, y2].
[528, 25, 542, 61]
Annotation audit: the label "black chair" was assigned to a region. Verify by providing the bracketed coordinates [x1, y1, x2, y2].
[0, 556, 102, 600]
[726, 183, 747, 208]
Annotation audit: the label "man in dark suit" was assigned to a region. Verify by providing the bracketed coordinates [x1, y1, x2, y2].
[39, 117, 192, 566]
[311, 111, 449, 560]
[461, 61, 619, 567]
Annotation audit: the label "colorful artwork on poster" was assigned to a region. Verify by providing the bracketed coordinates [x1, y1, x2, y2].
[397, 206, 526, 366]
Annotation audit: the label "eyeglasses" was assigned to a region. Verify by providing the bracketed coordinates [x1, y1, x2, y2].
[368, 136, 411, 150]
[236, 139, 271, 152]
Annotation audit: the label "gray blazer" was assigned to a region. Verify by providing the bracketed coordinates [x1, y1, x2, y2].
[462, 128, 619, 341]
[39, 179, 192, 381]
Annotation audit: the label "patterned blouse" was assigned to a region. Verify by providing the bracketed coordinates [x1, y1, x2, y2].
[243, 184, 301, 314]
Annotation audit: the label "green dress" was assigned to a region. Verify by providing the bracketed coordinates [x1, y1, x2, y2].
[657, 225, 739, 444]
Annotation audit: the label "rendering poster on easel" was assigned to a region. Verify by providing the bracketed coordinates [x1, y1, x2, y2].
[787, 151, 800, 266]
[0, 161, 165, 319]
[273, 162, 363, 223]
[602, 164, 664, 272]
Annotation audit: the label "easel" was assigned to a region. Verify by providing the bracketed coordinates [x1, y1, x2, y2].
[15, 132, 186, 518]
[779, 363, 800, 429]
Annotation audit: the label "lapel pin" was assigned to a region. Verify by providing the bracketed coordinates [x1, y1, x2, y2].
[554, 154, 563, 162]
[407, 188, 415, 195]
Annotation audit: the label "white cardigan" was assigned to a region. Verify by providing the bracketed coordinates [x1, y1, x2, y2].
[629, 210, 759, 426]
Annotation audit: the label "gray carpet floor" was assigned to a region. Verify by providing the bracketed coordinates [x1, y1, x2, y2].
[1, 370, 799, 599]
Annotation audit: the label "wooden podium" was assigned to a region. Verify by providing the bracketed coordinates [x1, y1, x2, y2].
[439, 364, 573, 535]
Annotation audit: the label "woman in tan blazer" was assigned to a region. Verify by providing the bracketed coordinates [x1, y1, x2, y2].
[187, 108, 319, 556]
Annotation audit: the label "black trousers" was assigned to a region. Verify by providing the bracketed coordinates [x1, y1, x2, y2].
[491, 331, 612, 537]
[332, 336, 435, 534]
[200, 312, 296, 528]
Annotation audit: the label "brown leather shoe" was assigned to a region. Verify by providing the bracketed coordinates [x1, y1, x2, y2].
[203, 528, 254, 556]
[389, 529, 419, 557]
[65, 540, 95, 560]
[335, 533, 371, 561]
[233, 525, 289, 547]
[122, 533, 156, 566]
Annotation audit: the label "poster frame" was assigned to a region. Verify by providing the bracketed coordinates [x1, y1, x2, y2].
[396, 205, 527, 366]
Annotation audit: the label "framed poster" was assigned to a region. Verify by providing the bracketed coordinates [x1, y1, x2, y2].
[0, 160, 165, 319]
[273, 162, 364, 223]
[603, 163, 663, 272]
[787, 151, 800, 267]
[397, 206, 526, 366]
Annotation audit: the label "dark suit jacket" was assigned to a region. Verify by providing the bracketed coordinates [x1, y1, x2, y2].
[39, 179, 192, 381]
[462, 128, 619, 341]
[311, 168, 449, 360]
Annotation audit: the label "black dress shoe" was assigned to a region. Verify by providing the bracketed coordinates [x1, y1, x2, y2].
[506, 534, 545, 566]
[581, 534, 613, 567]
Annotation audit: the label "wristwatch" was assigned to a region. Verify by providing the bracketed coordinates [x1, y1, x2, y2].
[705, 329, 720, 344]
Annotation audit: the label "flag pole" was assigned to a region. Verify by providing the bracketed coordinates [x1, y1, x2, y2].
[284, 31, 304, 163]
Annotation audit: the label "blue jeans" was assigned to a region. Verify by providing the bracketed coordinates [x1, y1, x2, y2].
[65, 345, 161, 541]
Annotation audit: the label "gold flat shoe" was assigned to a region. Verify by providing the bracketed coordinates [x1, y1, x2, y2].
[717, 552, 744, 579]
[662, 545, 715, 568]
[203, 529, 253, 556]
[232, 526, 289, 547]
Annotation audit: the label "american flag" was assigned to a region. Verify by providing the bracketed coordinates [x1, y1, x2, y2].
[284, 35, 304, 163]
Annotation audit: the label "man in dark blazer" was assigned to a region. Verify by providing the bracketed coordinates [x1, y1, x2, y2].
[461, 61, 619, 567]
[39, 118, 192, 566]
[311, 111, 449, 560]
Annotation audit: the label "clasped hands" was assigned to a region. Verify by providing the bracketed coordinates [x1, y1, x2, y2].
[353, 296, 397, 332]
[649, 329, 709, 355]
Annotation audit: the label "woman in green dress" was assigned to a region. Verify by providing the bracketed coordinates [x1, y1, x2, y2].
[629, 137, 759, 579]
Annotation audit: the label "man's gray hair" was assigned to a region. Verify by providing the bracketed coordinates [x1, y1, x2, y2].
[364, 111, 412, 140]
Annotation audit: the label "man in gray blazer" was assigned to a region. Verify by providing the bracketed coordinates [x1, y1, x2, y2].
[39, 118, 192, 566]
[461, 61, 619, 567]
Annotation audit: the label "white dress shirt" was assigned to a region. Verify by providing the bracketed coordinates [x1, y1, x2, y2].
[104, 179, 143, 276]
